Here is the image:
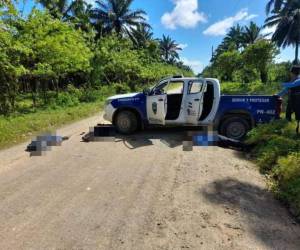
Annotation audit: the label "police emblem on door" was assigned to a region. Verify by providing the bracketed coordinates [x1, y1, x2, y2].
[152, 102, 157, 114]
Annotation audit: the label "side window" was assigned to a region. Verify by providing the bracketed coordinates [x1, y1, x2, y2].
[166, 81, 184, 94]
[188, 80, 204, 94]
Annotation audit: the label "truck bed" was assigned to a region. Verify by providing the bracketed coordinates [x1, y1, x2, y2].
[216, 94, 281, 124]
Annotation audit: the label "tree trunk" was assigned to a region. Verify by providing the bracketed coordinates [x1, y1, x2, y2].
[42, 79, 48, 105]
[260, 68, 268, 84]
[31, 79, 36, 108]
[294, 42, 299, 65]
[55, 78, 59, 98]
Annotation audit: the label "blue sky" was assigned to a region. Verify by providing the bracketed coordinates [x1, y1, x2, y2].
[19, 0, 295, 74]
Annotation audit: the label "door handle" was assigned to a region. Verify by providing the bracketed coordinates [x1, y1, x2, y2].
[194, 99, 200, 101]
[158, 99, 164, 102]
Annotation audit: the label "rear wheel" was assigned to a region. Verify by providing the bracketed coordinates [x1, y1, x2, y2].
[220, 116, 250, 140]
[115, 110, 138, 134]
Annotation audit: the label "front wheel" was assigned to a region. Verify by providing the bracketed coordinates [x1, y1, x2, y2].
[220, 116, 250, 140]
[115, 110, 138, 134]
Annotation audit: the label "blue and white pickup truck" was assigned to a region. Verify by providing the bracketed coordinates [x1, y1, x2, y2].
[103, 76, 282, 140]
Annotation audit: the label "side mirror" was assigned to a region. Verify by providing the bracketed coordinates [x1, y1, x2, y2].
[143, 88, 151, 95]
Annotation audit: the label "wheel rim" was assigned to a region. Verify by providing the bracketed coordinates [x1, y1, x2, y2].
[117, 115, 131, 131]
[226, 121, 246, 140]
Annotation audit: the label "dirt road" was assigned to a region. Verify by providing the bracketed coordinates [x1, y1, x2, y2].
[0, 114, 300, 250]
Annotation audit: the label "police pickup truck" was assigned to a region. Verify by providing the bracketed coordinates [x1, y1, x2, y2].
[103, 76, 282, 140]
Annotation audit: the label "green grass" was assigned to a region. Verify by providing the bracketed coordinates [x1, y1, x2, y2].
[0, 101, 103, 150]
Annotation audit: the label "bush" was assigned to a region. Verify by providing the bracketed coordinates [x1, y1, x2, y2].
[91, 35, 193, 90]
[79, 88, 99, 103]
[221, 81, 282, 95]
[67, 84, 82, 100]
[246, 120, 292, 144]
[55, 92, 79, 107]
[273, 153, 300, 219]
[112, 83, 131, 94]
[255, 136, 298, 172]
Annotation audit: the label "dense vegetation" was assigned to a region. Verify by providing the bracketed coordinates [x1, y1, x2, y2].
[202, 22, 292, 84]
[0, 0, 192, 117]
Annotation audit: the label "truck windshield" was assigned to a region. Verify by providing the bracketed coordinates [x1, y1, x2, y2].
[151, 81, 168, 94]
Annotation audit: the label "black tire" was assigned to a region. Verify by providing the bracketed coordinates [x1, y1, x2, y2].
[220, 116, 250, 140]
[115, 110, 138, 134]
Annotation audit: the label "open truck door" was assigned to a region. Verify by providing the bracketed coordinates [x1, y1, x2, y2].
[185, 79, 206, 125]
[147, 81, 168, 125]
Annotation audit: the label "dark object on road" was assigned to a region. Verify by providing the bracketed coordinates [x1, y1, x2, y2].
[82, 124, 116, 142]
[217, 135, 254, 152]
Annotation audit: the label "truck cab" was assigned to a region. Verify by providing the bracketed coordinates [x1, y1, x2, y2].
[146, 76, 220, 126]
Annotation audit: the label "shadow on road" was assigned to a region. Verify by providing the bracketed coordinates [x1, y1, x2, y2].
[201, 178, 300, 248]
[115, 127, 190, 150]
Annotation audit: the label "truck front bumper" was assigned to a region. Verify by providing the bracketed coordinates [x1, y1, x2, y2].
[103, 104, 116, 123]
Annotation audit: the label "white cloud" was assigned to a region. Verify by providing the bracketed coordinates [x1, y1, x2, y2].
[203, 9, 257, 36]
[178, 43, 188, 50]
[245, 14, 258, 20]
[182, 57, 204, 74]
[161, 0, 207, 30]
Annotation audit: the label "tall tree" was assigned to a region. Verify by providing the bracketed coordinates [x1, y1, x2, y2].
[38, 0, 70, 19]
[266, 0, 285, 14]
[224, 24, 244, 50]
[67, 0, 93, 32]
[265, 0, 300, 64]
[91, 0, 148, 36]
[243, 40, 278, 83]
[128, 23, 153, 48]
[242, 22, 263, 46]
[159, 35, 182, 63]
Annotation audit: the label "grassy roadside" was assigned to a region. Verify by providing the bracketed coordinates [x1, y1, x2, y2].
[246, 119, 300, 220]
[0, 101, 103, 150]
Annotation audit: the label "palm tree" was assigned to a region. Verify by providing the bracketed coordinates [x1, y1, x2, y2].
[67, 0, 93, 32]
[265, 0, 300, 64]
[128, 23, 153, 48]
[38, 0, 70, 19]
[242, 22, 263, 46]
[224, 24, 244, 50]
[91, 0, 149, 36]
[266, 0, 285, 14]
[176, 61, 192, 72]
[159, 35, 182, 63]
